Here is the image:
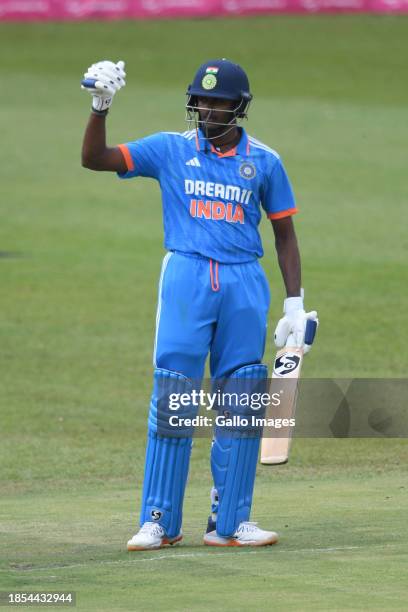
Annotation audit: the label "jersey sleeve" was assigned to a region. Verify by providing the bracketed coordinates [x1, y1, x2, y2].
[261, 158, 298, 220]
[117, 132, 167, 180]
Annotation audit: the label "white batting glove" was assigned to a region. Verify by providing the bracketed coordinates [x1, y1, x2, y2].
[274, 294, 318, 353]
[81, 60, 126, 112]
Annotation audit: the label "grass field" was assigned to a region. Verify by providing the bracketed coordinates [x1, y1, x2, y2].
[1, 15, 408, 611]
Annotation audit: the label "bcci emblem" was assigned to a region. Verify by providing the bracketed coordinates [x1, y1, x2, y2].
[239, 162, 256, 180]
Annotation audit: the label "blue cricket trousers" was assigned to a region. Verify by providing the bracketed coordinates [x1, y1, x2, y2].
[153, 251, 270, 378]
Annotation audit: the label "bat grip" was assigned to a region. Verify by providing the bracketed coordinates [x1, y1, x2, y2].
[81, 78, 97, 89]
[304, 318, 317, 346]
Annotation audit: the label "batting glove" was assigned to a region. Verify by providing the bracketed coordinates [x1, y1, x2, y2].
[274, 295, 318, 353]
[81, 60, 126, 113]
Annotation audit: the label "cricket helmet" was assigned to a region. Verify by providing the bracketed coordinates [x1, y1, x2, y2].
[186, 58, 252, 119]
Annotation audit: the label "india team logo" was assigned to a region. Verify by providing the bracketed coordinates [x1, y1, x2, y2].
[239, 162, 256, 180]
[202, 74, 217, 90]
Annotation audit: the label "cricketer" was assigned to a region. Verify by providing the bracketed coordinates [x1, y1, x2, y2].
[81, 58, 318, 549]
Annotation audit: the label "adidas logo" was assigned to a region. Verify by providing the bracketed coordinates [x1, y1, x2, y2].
[186, 157, 201, 167]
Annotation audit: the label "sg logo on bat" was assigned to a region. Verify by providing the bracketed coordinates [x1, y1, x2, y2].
[273, 352, 301, 377]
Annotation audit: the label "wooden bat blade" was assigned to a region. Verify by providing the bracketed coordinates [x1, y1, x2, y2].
[260, 318, 317, 465]
[260, 346, 303, 465]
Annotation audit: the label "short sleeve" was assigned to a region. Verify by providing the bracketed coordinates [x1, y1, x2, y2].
[262, 158, 298, 220]
[117, 132, 167, 180]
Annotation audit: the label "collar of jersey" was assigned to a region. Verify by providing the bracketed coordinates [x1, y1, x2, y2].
[196, 127, 249, 158]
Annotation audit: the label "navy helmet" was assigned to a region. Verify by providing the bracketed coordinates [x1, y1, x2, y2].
[186, 58, 252, 119]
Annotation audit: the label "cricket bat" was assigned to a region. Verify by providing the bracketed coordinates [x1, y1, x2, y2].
[260, 318, 317, 465]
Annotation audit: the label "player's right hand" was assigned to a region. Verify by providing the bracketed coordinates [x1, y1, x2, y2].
[81, 60, 126, 112]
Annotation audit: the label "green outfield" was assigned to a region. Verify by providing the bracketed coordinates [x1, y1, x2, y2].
[1, 16, 408, 611]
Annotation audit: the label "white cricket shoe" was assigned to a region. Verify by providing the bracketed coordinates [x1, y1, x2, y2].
[203, 521, 278, 547]
[127, 522, 182, 551]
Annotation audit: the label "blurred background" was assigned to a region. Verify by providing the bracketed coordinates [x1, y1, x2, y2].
[1, 6, 407, 610]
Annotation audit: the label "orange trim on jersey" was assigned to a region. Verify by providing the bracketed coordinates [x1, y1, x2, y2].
[246, 139, 250, 155]
[210, 259, 220, 292]
[195, 129, 200, 152]
[118, 144, 135, 172]
[267, 207, 299, 220]
[210, 144, 237, 158]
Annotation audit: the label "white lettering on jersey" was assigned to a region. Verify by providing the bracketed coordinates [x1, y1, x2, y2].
[195, 181, 205, 196]
[185, 179, 194, 195]
[214, 183, 225, 199]
[205, 182, 214, 197]
[225, 185, 240, 202]
[184, 180, 252, 205]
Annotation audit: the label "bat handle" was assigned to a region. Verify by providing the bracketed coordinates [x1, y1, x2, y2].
[81, 78, 98, 89]
[304, 318, 317, 346]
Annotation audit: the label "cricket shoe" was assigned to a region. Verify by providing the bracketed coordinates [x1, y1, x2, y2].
[203, 521, 278, 547]
[127, 522, 182, 551]
[206, 515, 217, 534]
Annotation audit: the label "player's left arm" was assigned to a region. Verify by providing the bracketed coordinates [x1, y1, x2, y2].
[271, 216, 306, 348]
[262, 156, 318, 349]
[272, 216, 318, 351]
[271, 216, 301, 298]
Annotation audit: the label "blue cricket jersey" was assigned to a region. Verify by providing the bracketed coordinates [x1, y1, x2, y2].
[117, 128, 297, 264]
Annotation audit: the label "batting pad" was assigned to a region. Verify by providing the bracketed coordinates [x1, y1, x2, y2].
[211, 363, 268, 537]
[140, 368, 195, 537]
